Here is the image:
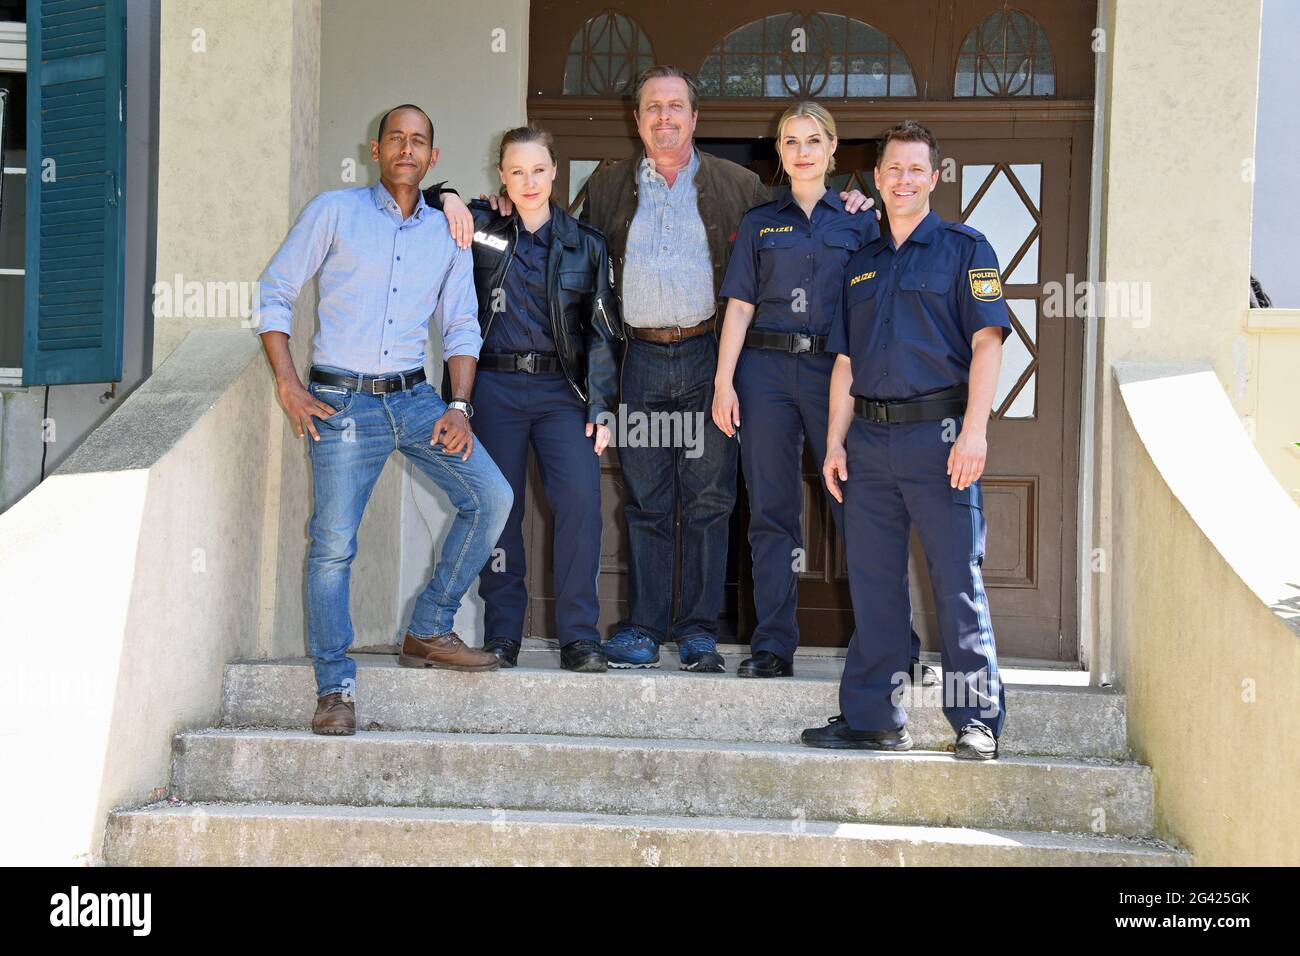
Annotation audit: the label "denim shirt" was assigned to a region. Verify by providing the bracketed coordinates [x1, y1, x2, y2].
[256, 181, 481, 375]
[621, 150, 715, 328]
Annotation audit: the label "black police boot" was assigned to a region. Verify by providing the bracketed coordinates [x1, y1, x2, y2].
[737, 650, 794, 678]
[955, 722, 998, 760]
[801, 715, 913, 751]
[483, 638, 521, 668]
[560, 639, 608, 673]
[910, 657, 940, 686]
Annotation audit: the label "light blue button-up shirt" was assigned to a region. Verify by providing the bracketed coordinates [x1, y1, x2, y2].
[621, 150, 715, 328]
[255, 181, 480, 375]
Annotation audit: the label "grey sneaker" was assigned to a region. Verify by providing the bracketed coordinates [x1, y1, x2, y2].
[955, 722, 998, 760]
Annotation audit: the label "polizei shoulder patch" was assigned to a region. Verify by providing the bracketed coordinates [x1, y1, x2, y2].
[968, 268, 1003, 302]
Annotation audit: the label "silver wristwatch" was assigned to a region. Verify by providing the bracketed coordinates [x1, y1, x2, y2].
[447, 399, 474, 420]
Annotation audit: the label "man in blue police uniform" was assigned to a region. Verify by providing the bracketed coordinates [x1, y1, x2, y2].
[803, 120, 1010, 759]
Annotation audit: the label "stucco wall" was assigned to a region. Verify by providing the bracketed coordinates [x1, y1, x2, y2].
[0, 331, 272, 865]
[1092, 0, 1263, 683]
[1111, 365, 1300, 865]
[1244, 310, 1300, 505]
[155, 0, 317, 367]
[1090, 0, 1300, 864]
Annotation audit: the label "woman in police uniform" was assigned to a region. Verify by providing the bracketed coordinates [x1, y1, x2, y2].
[713, 102, 926, 679]
[459, 126, 624, 673]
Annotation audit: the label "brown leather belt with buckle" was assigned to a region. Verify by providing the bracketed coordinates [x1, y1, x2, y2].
[854, 384, 968, 424]
[310, 366, 426, 394]
[625, 317, 714, 344]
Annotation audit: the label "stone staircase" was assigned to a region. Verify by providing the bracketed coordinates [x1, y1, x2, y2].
[102, 646, 1190, 865]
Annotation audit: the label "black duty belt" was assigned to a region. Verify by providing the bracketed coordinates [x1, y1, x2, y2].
[744, 329, 827, 354]
[854, 384, 968, 424]
[309, 366, 426, 394]
[479, 351, 563, 374]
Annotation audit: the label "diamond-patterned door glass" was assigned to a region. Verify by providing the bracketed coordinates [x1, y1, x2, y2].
[961, 164, 1041, 284]
[1007, 237, 1039, 284]
[1011, 164, 1041, 206]
[992, 299, 1038, 419]
[960, 163, 1044, 420]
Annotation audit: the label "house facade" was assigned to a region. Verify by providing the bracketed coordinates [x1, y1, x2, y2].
[0, 0, 1297, 866]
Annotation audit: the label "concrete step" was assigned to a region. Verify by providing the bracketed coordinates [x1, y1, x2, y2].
[221, 655, 1127, 759]
[170, 729, 1155, 836]
[103, 802, 1189, 867]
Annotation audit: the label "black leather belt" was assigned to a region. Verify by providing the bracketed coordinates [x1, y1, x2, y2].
[309, 366, 425, 394]
[744, 329, 827, 354]
[479, 351, 562, 373]
[854, 384, 968, 424]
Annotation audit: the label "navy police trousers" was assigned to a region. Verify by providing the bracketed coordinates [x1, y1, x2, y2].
[473, 369, 603, 646]
[839, 413, 1006, 736]
[735, 347, 922, 663]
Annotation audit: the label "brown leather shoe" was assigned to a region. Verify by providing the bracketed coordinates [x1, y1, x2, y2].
[311, 692, 355, 736]
[398, 630, 500, 671]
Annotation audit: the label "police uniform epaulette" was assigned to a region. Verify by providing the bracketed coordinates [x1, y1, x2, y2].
[945, 221, 986, 242]
[746, 199, 782, 216]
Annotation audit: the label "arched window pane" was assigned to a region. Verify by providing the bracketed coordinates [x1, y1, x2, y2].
[697, 12, 916, 98]
[954, 9, 1056, 97]
[562, 12, 655, 96]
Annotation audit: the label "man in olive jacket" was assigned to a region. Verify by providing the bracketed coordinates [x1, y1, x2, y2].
[581, 65, 869, 672]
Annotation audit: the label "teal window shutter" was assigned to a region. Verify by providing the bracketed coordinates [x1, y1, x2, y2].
[22, 0, 127, 386]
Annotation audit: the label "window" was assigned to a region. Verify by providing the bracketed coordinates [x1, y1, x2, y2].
[0, 18, 24, 386]
[562, 11, 654, 96]
[954, 9, 1055, 97]
[21, 0, 127, 386]
[697, 12, 915, 98]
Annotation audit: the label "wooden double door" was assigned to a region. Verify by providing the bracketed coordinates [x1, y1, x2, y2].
[518, 106, 1088, 662]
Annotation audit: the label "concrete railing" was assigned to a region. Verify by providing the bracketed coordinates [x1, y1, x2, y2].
[1110, 363, 1300, 865]
[0, 330, 276, 865]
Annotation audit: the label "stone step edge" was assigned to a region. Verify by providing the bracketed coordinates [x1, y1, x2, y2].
[175, 727, 1142, 771]
[107, 801, 1189, 861]
[225, 658, 1117, 695]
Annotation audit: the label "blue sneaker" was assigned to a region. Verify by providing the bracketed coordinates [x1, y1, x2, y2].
[677, 635, 726, 673]
[602, 627, 660, 669]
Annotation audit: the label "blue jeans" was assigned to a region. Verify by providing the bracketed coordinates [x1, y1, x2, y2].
[305, 366, 513, 698]
[618, 334, 738, 642]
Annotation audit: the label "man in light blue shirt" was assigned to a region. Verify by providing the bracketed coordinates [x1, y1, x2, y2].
[255, 104, 513, 735]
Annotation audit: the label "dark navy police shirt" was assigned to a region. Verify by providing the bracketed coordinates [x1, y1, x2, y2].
[484, 217, 554, 355]
[720, 190, 877, 337]
[827, 210, 1011, 401]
